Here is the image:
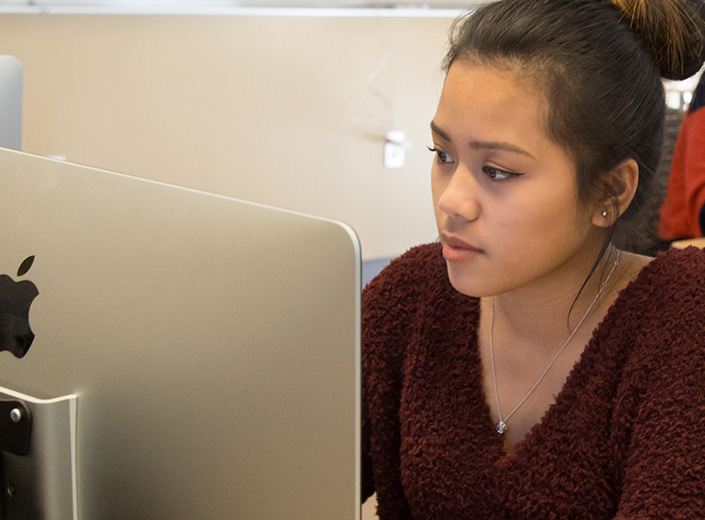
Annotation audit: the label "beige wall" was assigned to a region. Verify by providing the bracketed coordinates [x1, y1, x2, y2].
[0, 12, 453, 260]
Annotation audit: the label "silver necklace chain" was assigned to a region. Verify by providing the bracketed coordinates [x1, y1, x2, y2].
[489, 251, 621, 435]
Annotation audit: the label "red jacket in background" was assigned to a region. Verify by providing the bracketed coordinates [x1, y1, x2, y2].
[658, 75, 705, 240]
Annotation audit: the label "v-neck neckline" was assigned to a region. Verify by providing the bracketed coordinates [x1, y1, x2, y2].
[472, 253, 661, 460]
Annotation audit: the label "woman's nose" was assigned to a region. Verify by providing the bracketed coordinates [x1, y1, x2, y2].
[437, 167, 481, 222]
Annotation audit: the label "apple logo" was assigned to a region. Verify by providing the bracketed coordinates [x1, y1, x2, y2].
[0, 256, 39, 358]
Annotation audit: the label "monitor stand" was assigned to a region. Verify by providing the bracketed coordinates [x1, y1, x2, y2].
[0, 387, 77, 520]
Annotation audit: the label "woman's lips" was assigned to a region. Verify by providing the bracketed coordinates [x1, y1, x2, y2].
[441, 234, 484, 262]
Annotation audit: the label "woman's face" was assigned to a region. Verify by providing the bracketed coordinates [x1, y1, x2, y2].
[431, 61, 603, 298]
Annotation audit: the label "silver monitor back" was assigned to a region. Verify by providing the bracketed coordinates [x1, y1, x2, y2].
[0, 147, 361, 519]
[0, 56, 22, 151]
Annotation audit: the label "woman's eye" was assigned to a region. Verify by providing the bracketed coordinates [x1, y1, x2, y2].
[427, 147, 454, 164]
[483, 165, 519, 181]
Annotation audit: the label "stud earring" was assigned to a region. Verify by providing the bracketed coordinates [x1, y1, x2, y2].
[601, 209, 608, 218]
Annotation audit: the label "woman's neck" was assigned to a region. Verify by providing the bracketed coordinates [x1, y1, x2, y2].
[483, 247, 623, 350]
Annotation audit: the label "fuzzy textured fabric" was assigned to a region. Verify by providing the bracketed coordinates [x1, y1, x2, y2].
[362, 242, 705, 519]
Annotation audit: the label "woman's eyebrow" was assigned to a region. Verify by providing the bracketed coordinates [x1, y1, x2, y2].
[430, 120, 534, 159]
[430, 121, 450, 141]
[469, 140, 535, 159]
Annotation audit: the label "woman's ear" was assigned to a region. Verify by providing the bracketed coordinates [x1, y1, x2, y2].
[591, 158, 639, 228]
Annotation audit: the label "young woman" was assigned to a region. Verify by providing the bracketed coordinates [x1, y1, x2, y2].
[361, 0, 705, 518]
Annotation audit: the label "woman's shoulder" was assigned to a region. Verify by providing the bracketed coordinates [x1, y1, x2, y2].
[362, 242, 455, 343]
[616, 246, 705, 358]
[380, 242, 445, 275]
[635, 246, 705, 298]
[650, 245, 705, 271]
[363, 242, 446, 299]
[361, 243, 449, 380]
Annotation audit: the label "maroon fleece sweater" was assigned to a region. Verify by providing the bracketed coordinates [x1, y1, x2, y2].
[362, 243, 705, 520]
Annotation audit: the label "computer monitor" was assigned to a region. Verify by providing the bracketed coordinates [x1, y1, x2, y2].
[0, 56, 22, 151]
[0, 147, 361, 519]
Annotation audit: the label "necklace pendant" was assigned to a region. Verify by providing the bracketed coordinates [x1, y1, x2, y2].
[496, 421, 507, 435]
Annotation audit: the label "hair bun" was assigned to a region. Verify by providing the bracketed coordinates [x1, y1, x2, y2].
[609, 0, 705, 80]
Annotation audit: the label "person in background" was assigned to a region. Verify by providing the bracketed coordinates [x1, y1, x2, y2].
[362, 0, 705, 518]
[658, 71, 705, 241]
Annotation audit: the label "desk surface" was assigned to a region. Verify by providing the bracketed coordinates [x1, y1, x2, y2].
[671, 238, 705, 249]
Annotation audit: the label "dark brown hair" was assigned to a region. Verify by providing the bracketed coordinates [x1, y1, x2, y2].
[443, 0, 705, 251]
